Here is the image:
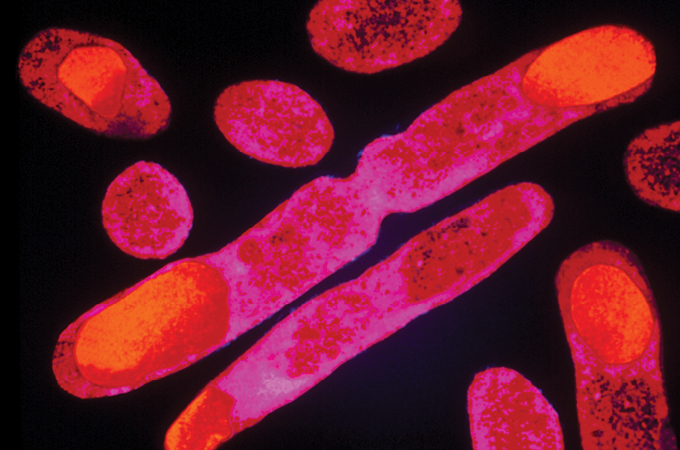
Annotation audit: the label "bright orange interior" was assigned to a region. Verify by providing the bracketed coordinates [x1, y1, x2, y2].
[57, 46, 127, 117]
[75, 261, 230, 387]
[165, 385, 234, 450]
[522, 26, 656, 107]
[570, 264, 653, 364]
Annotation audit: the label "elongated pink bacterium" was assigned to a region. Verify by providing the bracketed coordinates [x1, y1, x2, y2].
[468, 367, 564, 450]
[165, 183, 554, 450]
[214, 80, 334, 167]
[307, 0, 462, 73]
[102, 161, 193, 260]
[624, 121, 679, 212]
[52, 25, 656, 399]
[18, 28, 171, 138]
[556, 241, 677, 450]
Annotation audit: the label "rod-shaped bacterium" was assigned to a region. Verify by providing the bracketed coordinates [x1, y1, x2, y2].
[165, 182, 554, 450]
[555, 241, 677, 450]
[53, 25, 655, 398]
[468, 367, 564, 450]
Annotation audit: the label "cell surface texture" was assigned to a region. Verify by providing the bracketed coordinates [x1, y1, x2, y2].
[555, 241, 677, 450]
[307, 0, 462, 74]
[214, 80, 334, 167]
[102, 161, 193, 259]
[468, 367, 564, 450]
[53, 25, 655, 398]
[164, 183, 554, 450]
[624, 121, 680, 212]
[18, 28, 171, 138]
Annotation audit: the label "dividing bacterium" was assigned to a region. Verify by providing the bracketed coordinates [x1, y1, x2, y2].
[555, 241, 677, 450]
[214, 80, 334, 167]
[164, 183, 554, 450]
[52, 25, 656, 399]
[18, 28, 171, 138]
[468, 367, 564, 450]
[307, 0, 462, 73]
[624, 121, 679, 212]
[102, 161, 193, 260]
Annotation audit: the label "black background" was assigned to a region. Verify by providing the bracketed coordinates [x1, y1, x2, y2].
[20, 0, 680, 449]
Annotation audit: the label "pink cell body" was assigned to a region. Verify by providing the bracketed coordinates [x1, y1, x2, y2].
[467, 367, 564, 450]
[165, 183, 554, 450]
[624, 121, 680, 212]
[18, 28, 171, 138]
[307, 0, 462, 73]
[214, 80, 334, 167]
[555, 241, 677, 450]
[54, 26, 654, 398]
[102, 161, 193, 259]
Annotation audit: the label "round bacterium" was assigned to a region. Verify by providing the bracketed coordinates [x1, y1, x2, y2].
[214, 80, 334, 168]
[102, 161, 193, 259]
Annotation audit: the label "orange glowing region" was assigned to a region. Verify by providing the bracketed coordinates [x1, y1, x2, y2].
[57, 46, 127, 118]
[556, 241, 676, 450]
[522, 26, 656, 107]
[570, 264, 653, 364]
[74, 261, 230, 387]
[165, 386, 235, 450]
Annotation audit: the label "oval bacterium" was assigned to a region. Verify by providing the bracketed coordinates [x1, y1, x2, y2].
[18, 28, 171, 138]
[102, 161, 193, 259]
[624, 121, 680, 212]
[214, 80, 334, 167]
[307, 0, 462, 74]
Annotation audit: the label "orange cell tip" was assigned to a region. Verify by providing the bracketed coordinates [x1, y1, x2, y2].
[165, 385, 235, 450]
[556, 241, 656, 365]
[57, 46, 127, 118]
[74, 261, 230, 387]
[522, 25, 656, 107]
[569, 264, 654, 364]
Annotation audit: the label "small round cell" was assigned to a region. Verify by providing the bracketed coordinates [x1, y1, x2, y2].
[18, 28, 171, 138]
[214, 80, 334, 168]
[102, 161, 193, 259]
[624, 121, 680, 212]
[307, 0, 462, 74]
